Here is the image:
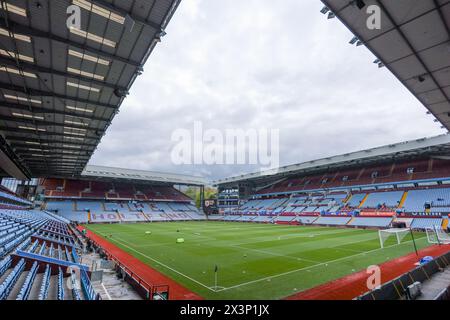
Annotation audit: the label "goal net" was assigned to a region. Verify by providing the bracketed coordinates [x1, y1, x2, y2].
[426, 226, 450, 245]
[378, 228, 410, 248]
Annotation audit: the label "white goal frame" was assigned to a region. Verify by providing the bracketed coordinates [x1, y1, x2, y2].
[426, 226, 450, 245]
[378, 228, 410, 248]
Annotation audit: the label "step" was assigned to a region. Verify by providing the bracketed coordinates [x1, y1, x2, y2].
[358, 193, 369, 208]
[63, 275, 74, 300]
[27, 273, 44, 300]
[47, 275, 58, 300]
[0, 268, 13, 285]
[7, 271, 28, 300]
[398, 191, 408, 208]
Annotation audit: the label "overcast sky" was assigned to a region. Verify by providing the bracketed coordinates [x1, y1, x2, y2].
[89, 0, 444, 181]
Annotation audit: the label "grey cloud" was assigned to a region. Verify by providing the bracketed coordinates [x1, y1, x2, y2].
[89, 0, 444, 181]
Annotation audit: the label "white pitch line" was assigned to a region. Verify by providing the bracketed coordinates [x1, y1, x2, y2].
[209, 286, 226, 291]
[229, 231, 381, 264]
[274, 228, 358, 239]
[215, 237, 427, 292]
[109, 236, 216, 292]
[218, 228, 376, 250]
[230, 244, 321, 264]
[124, 227, 371, 263]
[101, 283, 112, 300]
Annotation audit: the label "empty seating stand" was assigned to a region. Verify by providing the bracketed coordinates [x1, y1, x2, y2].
[47, 199, 205, 223]
[361, 191, 403, 208]
[0, 208, 98, 300]
[294, 216, 318, 224]
[348, 217, 393, 228]
[403, 188, 450, 214]
[410, 218, 443, 230]
[313, 216, 352, 226]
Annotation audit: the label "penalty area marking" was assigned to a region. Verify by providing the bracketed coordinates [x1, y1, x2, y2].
[230, 244, 321, 264]
[108, 235, 217, 292]
[214, 237, 427, 292]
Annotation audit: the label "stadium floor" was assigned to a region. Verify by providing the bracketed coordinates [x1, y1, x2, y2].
[84, 222, 431, 300]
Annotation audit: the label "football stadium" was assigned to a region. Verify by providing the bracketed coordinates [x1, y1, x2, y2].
[0, 0, 449, 305]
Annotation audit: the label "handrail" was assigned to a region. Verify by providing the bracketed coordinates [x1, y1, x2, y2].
[88, 237, 157, 299]
[434, 286, 450, 300]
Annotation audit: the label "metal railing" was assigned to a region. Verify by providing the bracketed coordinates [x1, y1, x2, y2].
[88, 237, 169, 300]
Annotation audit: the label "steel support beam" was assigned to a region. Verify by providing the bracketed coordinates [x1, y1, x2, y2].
[0, 101, 110, 122]
[16, 149, 91, 156]
[433, 0, 450, 40]
[0, 134, 30, 179]
[26, 162, 88, 168]
[28, 168, 85, 172]
[377, 0, 450, 111]
[92, 0, 163, 30]
[5, 136, 97, 147]
[20, 155, 90, 161]
[0, 82, 117, 109]
[27, 164, 85, 167]
[26, 159, 87, 164]
[0, 20, 141, 68]
[0, 56, 126, 91]
[0, 126, 100, 140]
[12, 143, 93, 152]
[0, 114, 104, 132]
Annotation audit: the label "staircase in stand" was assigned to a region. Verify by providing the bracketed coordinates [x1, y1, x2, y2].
[358, 194, 369, 208]
[398, 191, 408, 208]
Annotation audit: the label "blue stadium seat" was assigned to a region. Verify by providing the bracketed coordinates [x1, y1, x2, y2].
[38, 264, 51, 300]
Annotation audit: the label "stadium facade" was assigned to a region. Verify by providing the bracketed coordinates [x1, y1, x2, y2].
[213, 134, 450, 229]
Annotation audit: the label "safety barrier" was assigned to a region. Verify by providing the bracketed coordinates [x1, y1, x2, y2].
[356, 251, 450, 300]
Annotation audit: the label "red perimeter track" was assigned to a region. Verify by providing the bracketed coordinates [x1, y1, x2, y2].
[286, 244, 450, 300]
[79, 227, 202, 300]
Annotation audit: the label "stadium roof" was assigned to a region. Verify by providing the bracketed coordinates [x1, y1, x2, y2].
[321, 0, 450, 130]
[0, 0, 180, 180]
[214, 134, 450, 187]
[82, 165, 207, 186]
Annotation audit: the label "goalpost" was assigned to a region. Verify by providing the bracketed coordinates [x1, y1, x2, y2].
[426, 226, 450, 245]
[378, 228, 410, 248]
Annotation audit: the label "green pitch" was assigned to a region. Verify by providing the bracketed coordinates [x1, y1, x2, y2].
[85, 222, 428, 299]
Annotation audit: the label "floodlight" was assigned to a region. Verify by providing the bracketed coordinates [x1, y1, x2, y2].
[356, 0, 366, 10]
[349, 36, 359, 45]
[320, 6, 330, 14]
[155, 30, 167, 43]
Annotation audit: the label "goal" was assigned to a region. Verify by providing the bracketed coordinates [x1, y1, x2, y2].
[378, 228, 410, 248]
[426, 226, 450, 245]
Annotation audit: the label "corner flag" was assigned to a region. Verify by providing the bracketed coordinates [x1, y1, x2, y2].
[214, 265, 218, 290]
